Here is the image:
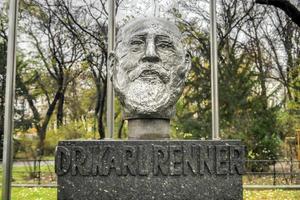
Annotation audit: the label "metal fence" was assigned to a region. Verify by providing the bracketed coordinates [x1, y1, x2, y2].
[1, 159, 300, 187]
[244, 160, 300, 186]
[0, 159, 56, 185]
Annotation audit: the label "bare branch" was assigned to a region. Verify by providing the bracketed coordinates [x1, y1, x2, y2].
[256, 0, 300, 27]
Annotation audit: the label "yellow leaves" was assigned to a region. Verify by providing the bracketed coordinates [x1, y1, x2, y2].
[238, 63, 247, 74]
[20, 0, 48, 22]
[203, 61, 210, 69]
[80, 60, 89, 71]
[244, 190, 300, 200]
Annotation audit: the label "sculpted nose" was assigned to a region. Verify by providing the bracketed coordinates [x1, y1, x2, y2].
[142, 40, 160, 62]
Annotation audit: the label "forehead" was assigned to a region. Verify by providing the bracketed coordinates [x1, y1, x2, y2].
[117, 18, 181, 42]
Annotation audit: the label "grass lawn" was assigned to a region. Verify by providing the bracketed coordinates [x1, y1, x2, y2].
[0, 166, 299, 200]
[0, 165, 56, 184]
[0, 188, 300, 200]
[0, 188, 57, 200]
[244, 189, 300, 200]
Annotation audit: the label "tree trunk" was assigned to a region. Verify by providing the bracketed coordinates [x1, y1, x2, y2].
[38, 87, 62, 155]
[97, 80, 106, 139]
[251, 17, 269, 110]
[57, 89, 65, 128]
[18, 73, 61, 156]
[118, 119, 125, 139]
[0, 42, 7, 158]
[0, 86, 4, 138]
[256, 0, 300, 27]
[0, 77, 5, 136]
[283, 19, 295, 101]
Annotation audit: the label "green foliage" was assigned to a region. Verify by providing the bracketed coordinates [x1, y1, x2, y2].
[173, 16, 283, 163]
[276, 99, 300, 148]
[243, 107, 282, 161]
[44, 120, 96, 156]
[14, 136, 39, 159]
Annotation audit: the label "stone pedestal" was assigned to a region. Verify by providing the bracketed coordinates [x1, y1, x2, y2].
[55, 140, 245, 200]
[128, 119, 170, 139]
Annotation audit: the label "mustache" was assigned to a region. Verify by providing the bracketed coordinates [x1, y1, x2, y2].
[128, 63, 170, 83]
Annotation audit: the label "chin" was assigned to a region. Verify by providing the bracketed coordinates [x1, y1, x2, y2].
[121, 79, 175, 119]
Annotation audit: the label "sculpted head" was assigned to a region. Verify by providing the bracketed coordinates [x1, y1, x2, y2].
[112, 17, 191, 119]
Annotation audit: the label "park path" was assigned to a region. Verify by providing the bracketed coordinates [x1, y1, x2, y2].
[0, 160, 54, 167]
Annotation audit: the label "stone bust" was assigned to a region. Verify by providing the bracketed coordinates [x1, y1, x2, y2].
[112, 17, 191, 139]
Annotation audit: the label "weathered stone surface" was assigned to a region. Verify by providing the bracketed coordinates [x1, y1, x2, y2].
[128, 119, 170, 139]
[56, 140, 245, 200]
[112, 17, 191, 120]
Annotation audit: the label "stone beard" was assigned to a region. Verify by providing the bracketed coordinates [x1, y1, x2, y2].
[112, 18, 191, 119]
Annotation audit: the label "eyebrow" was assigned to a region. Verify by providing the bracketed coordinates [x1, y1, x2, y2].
[155, 35, 172, 41]
[130, 34, 147, 40]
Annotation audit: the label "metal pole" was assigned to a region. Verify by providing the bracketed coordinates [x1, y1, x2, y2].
[210, 0, 219, 140]
[106, 0, 116, 138]
[2, 0, 19, 199]
[273, 160, 276, 185]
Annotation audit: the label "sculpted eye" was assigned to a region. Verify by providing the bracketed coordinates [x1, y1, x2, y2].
[129, 38, 144, 52]
[130, 40, 144, 46]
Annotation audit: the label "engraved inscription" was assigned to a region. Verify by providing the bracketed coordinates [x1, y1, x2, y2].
[183, 145, 198, 175]
[55, 146, 71, 176]
[169, 145, 182, 176]
[103, 146, 122, 176]
[137, 145, 149, 176]
[71, 146, 87, 176]
[199, 145, 214, 175]
[122, 145, 137, 176]
[230, 145, 245, 175]
[56, 143, 245, 177]
[91, 145, 110, 176]
[153, 145, 169, 176]
[216, 145, 230, 175]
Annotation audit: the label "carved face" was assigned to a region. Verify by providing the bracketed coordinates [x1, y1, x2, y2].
[113, 18, 191, 119]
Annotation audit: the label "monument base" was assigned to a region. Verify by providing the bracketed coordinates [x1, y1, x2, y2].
[55, 140, 245, 200]
[128, 119, 170, 139]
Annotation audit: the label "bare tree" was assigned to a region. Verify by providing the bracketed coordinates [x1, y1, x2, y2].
[20, 0, 84, 153]
[0, 10, 8, 156]
[261, 8, 300, 102]
[256, 0, 300, 27]
[41, 0, 125, 138]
